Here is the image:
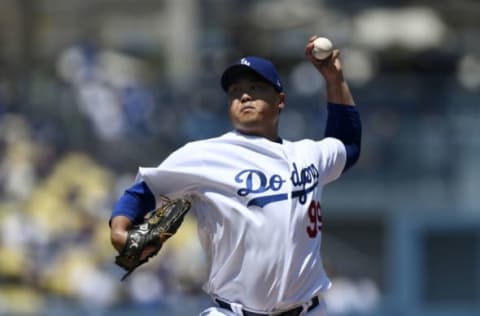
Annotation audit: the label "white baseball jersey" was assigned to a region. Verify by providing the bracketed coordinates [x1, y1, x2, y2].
[137, 130, 346, 312]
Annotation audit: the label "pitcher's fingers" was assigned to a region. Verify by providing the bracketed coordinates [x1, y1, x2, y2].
[331, 49, 341, 60]
[305, 42, 314, 57]
[308, 35, 318, 43]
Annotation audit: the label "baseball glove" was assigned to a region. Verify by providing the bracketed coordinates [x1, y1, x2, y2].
[115, 196, 191, 281]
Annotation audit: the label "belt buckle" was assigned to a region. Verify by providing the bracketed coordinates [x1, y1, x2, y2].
[290, 295, 318, 316]
[299, 302, 310, 316]
[230, 302, 245, 316]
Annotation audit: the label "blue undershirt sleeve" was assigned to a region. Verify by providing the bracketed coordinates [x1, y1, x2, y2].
[324, 103, 362, 172]
[110, 181, 156, 225]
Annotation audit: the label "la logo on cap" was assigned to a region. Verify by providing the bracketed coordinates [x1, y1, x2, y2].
[240, 58, 251, 66]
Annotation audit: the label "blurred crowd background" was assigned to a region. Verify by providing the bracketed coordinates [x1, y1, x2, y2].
[0, 0, 479, 315]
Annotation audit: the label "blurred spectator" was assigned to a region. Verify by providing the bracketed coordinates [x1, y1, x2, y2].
[0, 115, 38, 202]
[56, 40, 156, 141]
[325, 277, 381, 315]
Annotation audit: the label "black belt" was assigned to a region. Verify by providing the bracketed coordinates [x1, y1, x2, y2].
[215, 296, 319, 316]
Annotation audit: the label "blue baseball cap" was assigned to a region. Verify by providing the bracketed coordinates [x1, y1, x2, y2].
[221, 56, 283, 92]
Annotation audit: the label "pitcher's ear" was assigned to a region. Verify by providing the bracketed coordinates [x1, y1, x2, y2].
[278, 93, 285, 112]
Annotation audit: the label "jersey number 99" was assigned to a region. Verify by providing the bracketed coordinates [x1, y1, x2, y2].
[306, 200, 323, 238]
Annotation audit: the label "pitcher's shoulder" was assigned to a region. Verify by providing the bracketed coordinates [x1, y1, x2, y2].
[288, 137, 345, 154]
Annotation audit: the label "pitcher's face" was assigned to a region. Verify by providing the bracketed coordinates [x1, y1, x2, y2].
[227, 75, 284, 137]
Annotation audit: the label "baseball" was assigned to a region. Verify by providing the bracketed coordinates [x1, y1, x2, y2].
[312, 37, 333, 60]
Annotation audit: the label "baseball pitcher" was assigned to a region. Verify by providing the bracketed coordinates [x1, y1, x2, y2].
[110, 35, 362, 316]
